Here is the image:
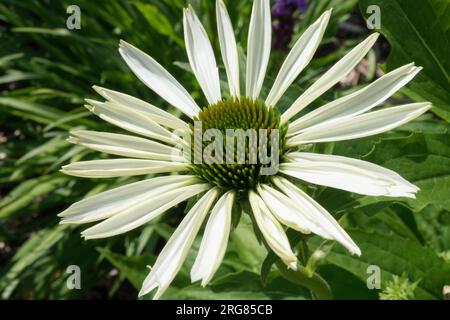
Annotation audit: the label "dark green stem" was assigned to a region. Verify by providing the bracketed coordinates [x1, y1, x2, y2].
[275, 260, 332, 300]
[244, 199, 332, 300]
[297, 238, 310, 264]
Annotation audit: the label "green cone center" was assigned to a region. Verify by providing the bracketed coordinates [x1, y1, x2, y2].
[189, 97, 287, 191]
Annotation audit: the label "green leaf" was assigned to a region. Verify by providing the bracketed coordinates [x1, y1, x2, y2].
[0, 70, 37, 84]
[230, 213, 266, 271]
[415, 206, 450, 255]
[299, 0, 359, 37]
[360, 0, 450, 121]
[17, 135, 67, 164]
[0, 97, 70, 128]
[334, 124, 450, 212]
[97, 247, 154, 290]
[164, 271, 310, 300]
[260, 229, 303, 285]
[0, 53, 24, 67]
[372, 132, 449, 211]
[0, 225, 68, 298]
[0, 175, 69, 219]
[319, 264, 378, 299]
[311, 229, 450, 299]
[133, 3, 183, 47]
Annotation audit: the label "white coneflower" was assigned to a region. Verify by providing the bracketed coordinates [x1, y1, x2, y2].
[60, 0, 430, 299]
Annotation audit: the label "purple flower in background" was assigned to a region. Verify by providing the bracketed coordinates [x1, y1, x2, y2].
[273, 0, 307, 15]
[272, 0, 308, 51]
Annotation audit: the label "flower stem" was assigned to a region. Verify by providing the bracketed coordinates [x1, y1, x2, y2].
[244, 201, 332, 299]
[275, 260, 332, 300]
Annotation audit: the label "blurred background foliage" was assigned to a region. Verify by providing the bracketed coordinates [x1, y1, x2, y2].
[0, 0, 449, 299]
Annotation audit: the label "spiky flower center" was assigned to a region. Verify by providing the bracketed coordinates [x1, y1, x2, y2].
[189, 98, 288, 191]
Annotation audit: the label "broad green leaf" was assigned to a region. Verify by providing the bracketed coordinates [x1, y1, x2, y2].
[164, 271, 310, 300]
[230, 213, 266, 271]
[371, 132, 448, 212]
[319, 264, 378, 299]
[97, 247, 153, 290]
[311, 229, 450, 299]
[333, 124, 450, 212]
[360, 0, 450, 121]
[414, 206, 450, 255]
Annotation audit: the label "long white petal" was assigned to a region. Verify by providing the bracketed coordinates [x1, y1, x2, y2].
[59, 175, 196, 224]
[281, 154, 420, 198]
[285, 152, 419, 197]
[248, 190, 297, 270]
[281, 33, 379, 123]
[69, 130, 185, 162]
[191, 191, 234, 286]
[82, 183, 211, 239]
[257, 185, 312, 234]
[266, 10, 331, 107]
[288, 63, 422, 134]
[272, 177, 361, 255]
[246, 0, 271, 99]
[92, 86, 189, 131]
[139, 188, 219, 299]
[216, 0, 240, 97]
[184, 6, 221, 104]
[288, 102, 431, 145]
[119, 40, 200, 118]
[61, 159, 187, 178]
[282, 162, 393, 197]
[85, 99, 178, 145]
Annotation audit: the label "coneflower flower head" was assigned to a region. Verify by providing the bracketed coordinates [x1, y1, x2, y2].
[59, 0, 430, 300]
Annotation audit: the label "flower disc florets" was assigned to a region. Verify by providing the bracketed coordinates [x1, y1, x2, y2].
[189, 97, 288, 191]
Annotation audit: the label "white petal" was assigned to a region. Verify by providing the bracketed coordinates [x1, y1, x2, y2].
[61, 159, 187, 178]
[257, 185, 312, 234]
[265, 10, 331, 107]
[216, 0, 240, 97]
[281, 33, 379, 123]
[246, 0, 271, 99]
[139, 188, 219, 299]
[92, 86, 189, 131]
[281, 153, 420, 197]
[248, 190, 297, 270]
[282, 163, 392, 197]
[285, 152, 419, 198]
[272, 177, 361, 255]
[191, 191, 234, 286]
[288, 102, 431, 145]
[59, 175, 196, 224]
[288, 64, 423, 134]
[82, 183, 211, 240]
[69, 130, 185, 162]
[119, 40, 200, 118]
[85, 99, 178, 145]
[184, 7, 221, 104]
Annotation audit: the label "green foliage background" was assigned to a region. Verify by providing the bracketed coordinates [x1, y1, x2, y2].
[0, 0, 449, 299]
